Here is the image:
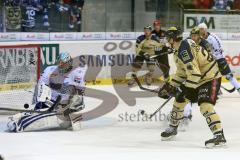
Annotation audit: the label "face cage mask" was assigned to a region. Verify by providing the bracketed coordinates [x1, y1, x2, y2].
[58, 59, 73, 74]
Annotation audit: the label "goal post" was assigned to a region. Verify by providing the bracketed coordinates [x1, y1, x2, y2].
[0, 44, 41, 109]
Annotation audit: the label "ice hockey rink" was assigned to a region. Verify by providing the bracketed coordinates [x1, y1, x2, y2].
[0, 83, 239, 160]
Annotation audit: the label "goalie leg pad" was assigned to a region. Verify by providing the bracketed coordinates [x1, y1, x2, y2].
[69, 95, 85, 111]
[69, 111, 82, 131]
[7, 112, 71, 132]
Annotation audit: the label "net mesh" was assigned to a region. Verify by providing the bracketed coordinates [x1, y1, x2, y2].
[0, 45, 40, 110]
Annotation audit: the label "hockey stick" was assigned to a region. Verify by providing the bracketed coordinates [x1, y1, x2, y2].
[132, 74, 173, 119]
[0, 95, 62, 114]
[132, 73, 175, 119]
[132, 74, 159, 93]
[220, 86, 235, 93]
[0, 107, 61, 114]
[139, 96, 173, 119]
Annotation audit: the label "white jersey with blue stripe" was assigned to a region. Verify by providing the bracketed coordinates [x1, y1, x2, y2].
[206, 33, 224, 60]
[39, 65, 86, 104]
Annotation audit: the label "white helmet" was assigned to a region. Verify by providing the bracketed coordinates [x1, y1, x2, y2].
[198, 23, 208, 30]
[58, 52, 73, 73]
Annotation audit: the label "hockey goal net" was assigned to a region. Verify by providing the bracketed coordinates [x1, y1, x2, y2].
[0, 45, 41, 111]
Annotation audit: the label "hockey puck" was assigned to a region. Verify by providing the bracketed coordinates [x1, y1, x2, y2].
[24, 103, 29, 109]
[138, 110, 145, 115]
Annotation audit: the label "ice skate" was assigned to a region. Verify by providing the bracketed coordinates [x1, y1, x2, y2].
[161, 126, 177, 141]
[237, 88, 240, 94]
[205, 131, 227, 148]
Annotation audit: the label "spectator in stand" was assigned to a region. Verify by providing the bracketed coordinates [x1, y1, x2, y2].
[233, 0, 240, 9]
[212, 0, 233, 10]
[68, 0, 84, 29]
[0, 24, 3, 32]
[53, 0, 69, 12]
[193, 0, 212, 9]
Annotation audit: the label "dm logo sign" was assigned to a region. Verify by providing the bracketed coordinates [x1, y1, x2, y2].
[184, 14, 215, 30]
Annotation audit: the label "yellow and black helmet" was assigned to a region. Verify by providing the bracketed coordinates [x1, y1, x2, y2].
[190, 27, 200, 35]
[166, 26, 182, 41]
[144, 25, 152, 31]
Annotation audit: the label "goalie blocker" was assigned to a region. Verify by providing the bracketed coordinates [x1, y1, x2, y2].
[7, 52, 86, 132]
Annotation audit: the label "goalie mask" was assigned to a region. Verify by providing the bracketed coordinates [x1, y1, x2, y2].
[58, 52, 73, 73]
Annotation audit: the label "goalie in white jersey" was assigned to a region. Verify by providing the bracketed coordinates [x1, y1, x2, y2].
[198, 23, 240, 93]
[7, 52, 86, 132]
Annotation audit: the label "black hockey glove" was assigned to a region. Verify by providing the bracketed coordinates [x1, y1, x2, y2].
[158, 83, 181, 99]
[143, 53, 151, 60]
[138, 51, 151, 60]
[166, 48, 175, 54]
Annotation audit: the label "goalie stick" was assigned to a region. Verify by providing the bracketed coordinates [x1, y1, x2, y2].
[0, 95, 62, 114]
[0, 107, 59, 114]
[220, 86, 235, 93]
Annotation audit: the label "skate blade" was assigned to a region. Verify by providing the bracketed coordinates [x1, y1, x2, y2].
[205, 142, 227, 149]
[161, 135, 176, 141]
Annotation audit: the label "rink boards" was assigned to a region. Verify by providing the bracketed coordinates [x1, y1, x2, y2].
[0, 40, 239, 85]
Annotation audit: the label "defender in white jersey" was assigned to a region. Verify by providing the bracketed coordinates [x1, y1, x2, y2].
[198, 23, 240, 93]
[7, 52, 86, 132]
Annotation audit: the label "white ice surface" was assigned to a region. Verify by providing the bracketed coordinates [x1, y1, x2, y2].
[0, 83, 240, 160]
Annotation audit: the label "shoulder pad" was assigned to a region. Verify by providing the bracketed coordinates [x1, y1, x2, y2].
[151, 35, 160, 42]
[136, 35, 145, 43]
[178, 39, 194, 64]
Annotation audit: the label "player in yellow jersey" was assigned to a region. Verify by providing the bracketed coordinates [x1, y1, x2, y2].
[128, 25, 170, 86]
[158, 27, 226, 148]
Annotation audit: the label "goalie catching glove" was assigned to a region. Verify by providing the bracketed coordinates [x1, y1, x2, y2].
[158, 82, 182, 99]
